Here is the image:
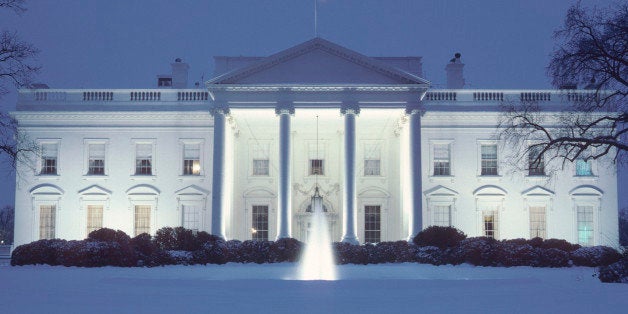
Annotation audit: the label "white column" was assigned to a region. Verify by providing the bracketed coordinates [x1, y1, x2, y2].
[407, 106, 423, 240]
[276, 105, 294, 240]
[341, 104, 359, 244]
[210, 106, 228, 239]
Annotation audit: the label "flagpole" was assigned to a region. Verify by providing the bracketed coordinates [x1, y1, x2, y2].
[314, 0, 317, 37]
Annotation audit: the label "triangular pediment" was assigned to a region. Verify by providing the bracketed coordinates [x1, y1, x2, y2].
[78, 185, 112, 196]
[522, 186, 554, 197]
[175, 185, 209, 196]
[424, 185, 458, 197]
[208, 37, 429, 86]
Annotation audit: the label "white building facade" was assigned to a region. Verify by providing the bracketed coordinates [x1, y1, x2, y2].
[12, 38, 619, 247]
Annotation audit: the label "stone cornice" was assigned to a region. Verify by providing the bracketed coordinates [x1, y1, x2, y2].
[11, 111, 213, 125]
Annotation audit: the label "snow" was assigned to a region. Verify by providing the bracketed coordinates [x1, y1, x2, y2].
[1, 263, 627, 313]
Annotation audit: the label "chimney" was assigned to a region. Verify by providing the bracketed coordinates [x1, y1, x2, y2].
[171, 58, 189, 88]
[445, 53, 465, 89]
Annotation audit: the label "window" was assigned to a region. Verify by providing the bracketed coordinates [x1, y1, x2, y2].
[135, 143, 153, 175]
[40, 143, 58, 175]
[39, 205, 56, 239]
[86, 205, 103, 236]
[433, 144, 451, 176]
[577, 205, 594, 246]
[182, 205, 200, 231]
[575, 158, 593, 176]
[88, 143, 106, 175]
[433, 205, 452, 227]
[134, 205, 151, 236]
[528, 146, 545, 176]
[364, 205, 381, 243]
[529, 206, 546, 239]
[157, 77, 172, 87]
[183, 143, 201, 175]
[251, 142, 270, 176]
[251, 205, 268, 241]
[310, 159, 324, 175]
[364, 142, 381, 176]
[483, 210, 499, 239]
[480, 144, 498, 175]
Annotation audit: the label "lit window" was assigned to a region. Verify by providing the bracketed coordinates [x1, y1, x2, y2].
[39, 205, 56, 239]
[529, 206, 546, 239]
[483, 210, 499, 239]
[135, 144, 153, 175]
[134, 205, 151, 236]
[182, 205, 200, 232]
[40, 143, 58, 175]
[310, 159, 324, 175]
[528, 146, 545, 176]
[88, 143, 106, 175]
[364, 143, 381, 176]
[433, 144, 451, 176]
[183, 143, 201, 175]
[364, 205, 381, 243]
[577, 205, 594, 246]
[433, 205, 452, 227]
[480, 144, 498, 175]
[251, 205, 268, 241]
[86, 205, 103, 236]
[575, 159, 593, 176]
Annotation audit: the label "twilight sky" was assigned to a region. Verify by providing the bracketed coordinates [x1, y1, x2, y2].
[0, 0, 624, 208]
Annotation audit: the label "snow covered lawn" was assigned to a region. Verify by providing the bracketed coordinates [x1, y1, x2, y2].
[1, 263, 627, 313]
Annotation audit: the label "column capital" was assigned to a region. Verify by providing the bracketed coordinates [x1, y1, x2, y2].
[210, 104, 230, 116]
[340, 103, 360, 115]
[405, 103, 425, 116]
[275, 103, 295, 115]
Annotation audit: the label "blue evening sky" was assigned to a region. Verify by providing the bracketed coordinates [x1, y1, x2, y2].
[0, 0, 624, 208]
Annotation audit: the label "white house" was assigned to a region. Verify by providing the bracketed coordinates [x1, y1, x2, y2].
[12, 38, 619, 247]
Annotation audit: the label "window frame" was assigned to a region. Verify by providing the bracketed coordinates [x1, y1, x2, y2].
[37, 139, 61, 176]
[429, 140, 454, 178]
[527, 145, 546, 176]
[132, 139, 156, 177]
[477, 141, 499, 176]
[251, 204, 269, 241]
[84, 139, 108, 177]
[249, 140, 271, 177]
[363, 205, 381, 243]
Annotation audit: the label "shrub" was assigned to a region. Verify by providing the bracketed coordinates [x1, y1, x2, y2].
[269, 238, 302, 263]
[11, 239, 67, 266]
[375, 241, 415, 263]
[455, 237, 500, 266]
[88, 228, 131, 245]
[415, 246, 447, 265]
[193, 237, 228, 265]
[173, 227, 199, 251]
[333, 242, 368, 265]
[413, 226, 466, 249]
[131, 233, 172, 267]
[542, 238, 580, 252]
[154, 227, 177, 251]
[528, 237, 544, 248]
[58, 240, 131, 267]
[571, 246, 623, 267]
[536, 248, 570, 267]
[598, 255, 628, 283]
[496, 242, 539, 267]
[237, 240, 271, 263]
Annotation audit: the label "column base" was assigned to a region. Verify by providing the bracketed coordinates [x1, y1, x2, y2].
[341, 235, 359, 245]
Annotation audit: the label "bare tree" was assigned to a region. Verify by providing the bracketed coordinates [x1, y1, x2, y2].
[0, 0, 39, 170]
[0, 205, 14, 244]
[499, 2, 627, 170]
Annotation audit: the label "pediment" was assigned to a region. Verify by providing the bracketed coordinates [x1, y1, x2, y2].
[424, 185, 458, 197]
[30, 184, 64, 196]
[473, 185, 507, 196]
[126, 184, 160, 195]
[78, 185, 112, 196]
[208, 37, 429, 86]
[570, 185, 603, 196]
[358, 187, 390, 198]
[243, 187, 276, 198]
[522, 186, 554, 197]
[175, 185, 209, 196]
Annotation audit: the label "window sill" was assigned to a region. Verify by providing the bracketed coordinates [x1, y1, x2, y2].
[82, 175, 109, 180]
[178, 175, 205, 181]
[477, 175, 502, 182]
[36, 174, 60, 181]
[130, 175, 156, 181]
[573, 175, 598, 181]
[525, 175, 549, 183]
[429, 175, 455, 183]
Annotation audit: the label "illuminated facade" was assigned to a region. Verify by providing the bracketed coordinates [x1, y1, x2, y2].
[12, 38, 619, 247]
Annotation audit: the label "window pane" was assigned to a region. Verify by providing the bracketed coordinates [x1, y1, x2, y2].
[182, 205, 200, 231]
[252, 205, 269, 241]
[433, 144, 450, 176]
[528, 146, 545, 175]
[364, 159, 380, 176]
[529, 206, 546, 239]
[481, 144, 498, 175]
[39, 205, 56, 239]
[134, 205, 151, 236]
[136, 144, 153, 175]
[88, 143, 105, 175]
[576, 159, 592, 176]
[310, 159, 324, 175]
[433, 205, 451, 227]
[577, 205, 594, 246]
[364, 205, 381, 243]
[483, 210, 499, 239]
[253, 159, 269, 176]
[87, 205, 103, 236]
